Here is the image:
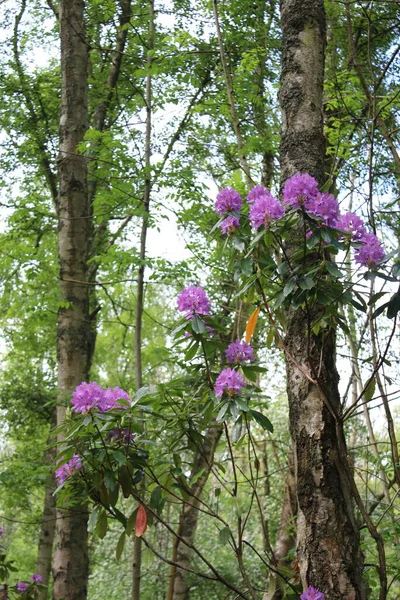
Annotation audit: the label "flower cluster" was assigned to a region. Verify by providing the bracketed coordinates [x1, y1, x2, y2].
[177, 285, 211, 319]
[215, 188, 242, 215]
[282, 172, 319, 209]
[55, 454, 82, 485]
[106, 428, 135, 444]
[335, 212, 366, 240]
[247, 185, 269, 203]
[214, 368, 246, 398]
[71, 382, 130, 414]
[300, 586, 325, 600]
[306, 192, 339, 226]
[221, 215, 240, 235]
[14, 575, 43, 595]
[354, 232, 385, 267]
[225, 340, 255, 364]
[249, 193, 285, 230]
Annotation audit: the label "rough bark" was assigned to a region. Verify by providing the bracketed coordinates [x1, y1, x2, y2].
[279, 0, 365, 597]
[168, 421, 223, 600]
[53, 1, 90, 599]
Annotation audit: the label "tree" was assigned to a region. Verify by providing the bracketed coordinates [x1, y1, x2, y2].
[52, 1, 90, 598]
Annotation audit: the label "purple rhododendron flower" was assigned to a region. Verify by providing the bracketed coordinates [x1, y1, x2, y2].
[300, 586, 325, 600]
[106, 428, 135, 444]
[55, 454, 82, 485]
[225, 340, 255, 364]
[306, 192, 339, 226]
[71, 381, 105, 413]
[71, 382, 130, 413]
[215, 188, 242, 215]
[282, 173, 319, 209]
[335, 212, 367, 240]
[247, 185, 269, 203]
[249, 194, 285, 230]
[16, 582, 29, 593]
[221, 215, 240, 235]
[354, 232, 385, 267]
[101, 387, 131, 411]
[177, 285, 211, 319]
[214, 368, 246, 397]
[30, 574, 43, 584]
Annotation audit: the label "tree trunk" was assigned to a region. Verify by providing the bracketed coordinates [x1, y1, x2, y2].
[52, 1, 90, 599]
[132, 1, 154, 597]
[279, 0, 365, 597]
[168, 420, 222, 600]
[36, 411, 57, 600]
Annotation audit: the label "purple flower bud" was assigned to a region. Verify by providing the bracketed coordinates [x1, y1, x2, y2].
[214, 368, 246, 398]
[106, 428, 135, 444]
[300, 586, 325, 600]
[55, 454, 82, 485]
[30, 574, 43, 584]
[177, 286, 211, 319]
[215, 188, 242, 216]
[16, 582, 29, 593]
[225, 340, 255, 364]
[221, 215, 240, 235]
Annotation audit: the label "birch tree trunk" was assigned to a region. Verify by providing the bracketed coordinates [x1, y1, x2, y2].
[279, 0, 365, 596]
[52, 1, 90, 598]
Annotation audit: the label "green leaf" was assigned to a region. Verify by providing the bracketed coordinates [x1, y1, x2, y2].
[133, 386, 150, 404]
[241, 365, 258, 382]
[104, 469, 117, 492]
[298, 276, 315, 290]
[126, 508, 138, 536]
[283, 278, 297, 296]
[387, 292, 400, 319]
[234, 397, 250, 412]
[364, 378, 376, 402]
[250, 409, 273, 432]
[116, 531, 126, 560]
[325, 261, 343, 278]
[150, 485, 162, 510]
[192, 315, 207, 334]
[184, 341, 199, 361]
[219, 526, 231, 545]
[96, 510, 108, 539]
[216, 402, 229, 421]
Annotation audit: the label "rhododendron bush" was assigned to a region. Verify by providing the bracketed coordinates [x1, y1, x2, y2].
[51, 174, 393, 600]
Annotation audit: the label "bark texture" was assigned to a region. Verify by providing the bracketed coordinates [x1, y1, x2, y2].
[168, 421, 222, 600]
[53, 1, 90, 598]
[279, 0, 365, 597]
